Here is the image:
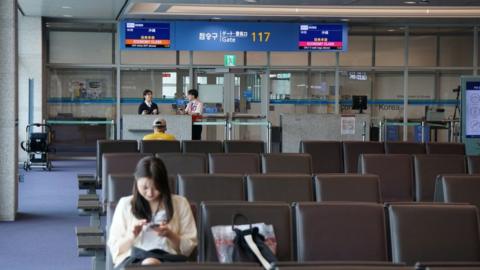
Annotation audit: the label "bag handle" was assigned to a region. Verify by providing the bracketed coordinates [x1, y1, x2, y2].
[231, 213, 252, 231]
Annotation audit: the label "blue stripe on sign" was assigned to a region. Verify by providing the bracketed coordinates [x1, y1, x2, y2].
[47, 98, 458, 106]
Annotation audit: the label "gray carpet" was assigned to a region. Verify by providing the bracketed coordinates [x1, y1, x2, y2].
[0, 161, 96, 270]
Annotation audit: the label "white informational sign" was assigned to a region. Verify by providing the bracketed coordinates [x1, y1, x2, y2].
[198, 84, 224, 103]
[340, 116, 356, 135]
[465, 82, 480, 137]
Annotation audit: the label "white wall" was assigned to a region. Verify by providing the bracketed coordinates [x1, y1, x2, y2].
[49, 31, 113, 64]
[18, 14, 43, 161]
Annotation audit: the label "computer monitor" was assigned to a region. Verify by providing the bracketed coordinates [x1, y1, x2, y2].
[352, 95, 368, 113]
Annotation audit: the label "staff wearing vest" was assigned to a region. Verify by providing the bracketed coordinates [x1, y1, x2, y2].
[143, 118, 176, 141]
[184, 89, 203, 140]
[138, 89, 159, 115]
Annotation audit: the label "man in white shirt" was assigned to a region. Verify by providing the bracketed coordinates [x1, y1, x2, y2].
[184, 89, 203, 140]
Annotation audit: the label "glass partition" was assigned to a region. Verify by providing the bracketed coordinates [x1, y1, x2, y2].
[46, 67, 116, 154]
[120, 69, 190, 116]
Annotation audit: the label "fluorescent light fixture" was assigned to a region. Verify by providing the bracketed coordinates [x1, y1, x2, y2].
[340, 18, 350, 21]
[211, 17, 222, 20]
[404, 1, 417, 4]
[128, 4, 480, 18]
[130, 3, 161, 13]
[63, 14, 73, 17]
[244, 0, 257, 2]
[61, 6, 72, 9]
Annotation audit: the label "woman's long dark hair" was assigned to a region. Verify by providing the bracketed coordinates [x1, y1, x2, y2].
[131, 156, 173, 223]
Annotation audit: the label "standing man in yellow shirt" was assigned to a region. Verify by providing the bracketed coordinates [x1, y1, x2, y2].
[143, 118, 176, 141]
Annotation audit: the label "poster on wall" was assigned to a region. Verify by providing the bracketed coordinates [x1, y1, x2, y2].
[69, 80, 104, 99]
[69, 80, 86, 99]
[340, 116, 356, 135]
[86, 80, 105, 99]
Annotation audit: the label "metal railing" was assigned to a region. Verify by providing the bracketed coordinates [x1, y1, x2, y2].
[45, 119, 116, 139]
[378, 119, 460, 143]
[194, 114, 272, 153]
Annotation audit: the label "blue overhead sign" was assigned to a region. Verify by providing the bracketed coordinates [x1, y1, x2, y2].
[174, 21, 299, 51]
[120, 21, 348, 52]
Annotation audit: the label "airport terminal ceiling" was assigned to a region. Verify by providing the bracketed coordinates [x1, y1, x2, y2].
[16, 0, 480, 24]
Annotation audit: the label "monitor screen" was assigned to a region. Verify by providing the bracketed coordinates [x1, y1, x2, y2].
[298, 24, 347, 51]
[352, 95, 368, 112]
[124, 22, 171, 48]
[465, 81, 480, 138]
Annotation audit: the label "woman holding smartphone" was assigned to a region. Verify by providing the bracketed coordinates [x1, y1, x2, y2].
[108, 157, 197, 269]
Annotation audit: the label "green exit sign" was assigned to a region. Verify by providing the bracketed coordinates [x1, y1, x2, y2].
[224, 55, 236, 67]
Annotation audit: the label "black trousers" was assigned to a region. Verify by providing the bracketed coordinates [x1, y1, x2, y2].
[192, 125, 202, 140]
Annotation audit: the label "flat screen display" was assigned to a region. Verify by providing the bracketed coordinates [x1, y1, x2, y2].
[465, 81, 480, 138]
[124, 22, 171, 48]
[298, 24, 346, 51]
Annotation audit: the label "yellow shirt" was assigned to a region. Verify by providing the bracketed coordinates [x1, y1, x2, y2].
[143, 132, 176, 141]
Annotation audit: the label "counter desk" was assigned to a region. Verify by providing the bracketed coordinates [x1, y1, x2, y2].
[281, 113, 371, 153]
[122, 114, 192, 141]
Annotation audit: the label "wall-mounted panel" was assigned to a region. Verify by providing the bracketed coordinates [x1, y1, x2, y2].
[409, 36, 436, 67]
[270, 52, 308, 66]
[121, 50, 176, 65]
[375, 36, 405, 66]
[49, 32, 113, 64]
[193, 51, 244, 65]
[340, 36, 372, 66]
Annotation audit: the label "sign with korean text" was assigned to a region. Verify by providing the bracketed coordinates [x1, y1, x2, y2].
[298, 24, 347, 51]
[124, 22, 172, 48]
[174, 21, 299, 51]
[121, 21, 348, 52]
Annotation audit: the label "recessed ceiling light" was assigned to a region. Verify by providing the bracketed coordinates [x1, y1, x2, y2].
[61, 6, 72, 9]
[63, 14, 73, 17]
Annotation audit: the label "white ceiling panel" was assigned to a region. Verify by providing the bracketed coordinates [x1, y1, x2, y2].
[18, 0, 127, 19]
[16, 0, 480, 23]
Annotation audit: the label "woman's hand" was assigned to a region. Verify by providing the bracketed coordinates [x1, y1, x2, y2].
[152, 223, 173, 238]
[132, 219, 148, 238]
[152, 223, 181, 249]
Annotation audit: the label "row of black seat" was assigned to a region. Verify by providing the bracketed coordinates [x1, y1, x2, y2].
[108, 173, 381, 204]
[95, 140, 472, 176]
[124, 262, 480, 270]
[108, 201, 480, 265]
[107, 173, 480, 215]
[300, 141, 469, 173]
[104, 171, 480, 266]
[101, 152, 479, 203]
[102, 174, 480, 270]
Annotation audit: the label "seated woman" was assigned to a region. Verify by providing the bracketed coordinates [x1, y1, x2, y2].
[108, 156, 197, 269]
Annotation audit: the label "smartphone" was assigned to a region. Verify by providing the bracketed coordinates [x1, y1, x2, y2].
[149, 223, 160, 229]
